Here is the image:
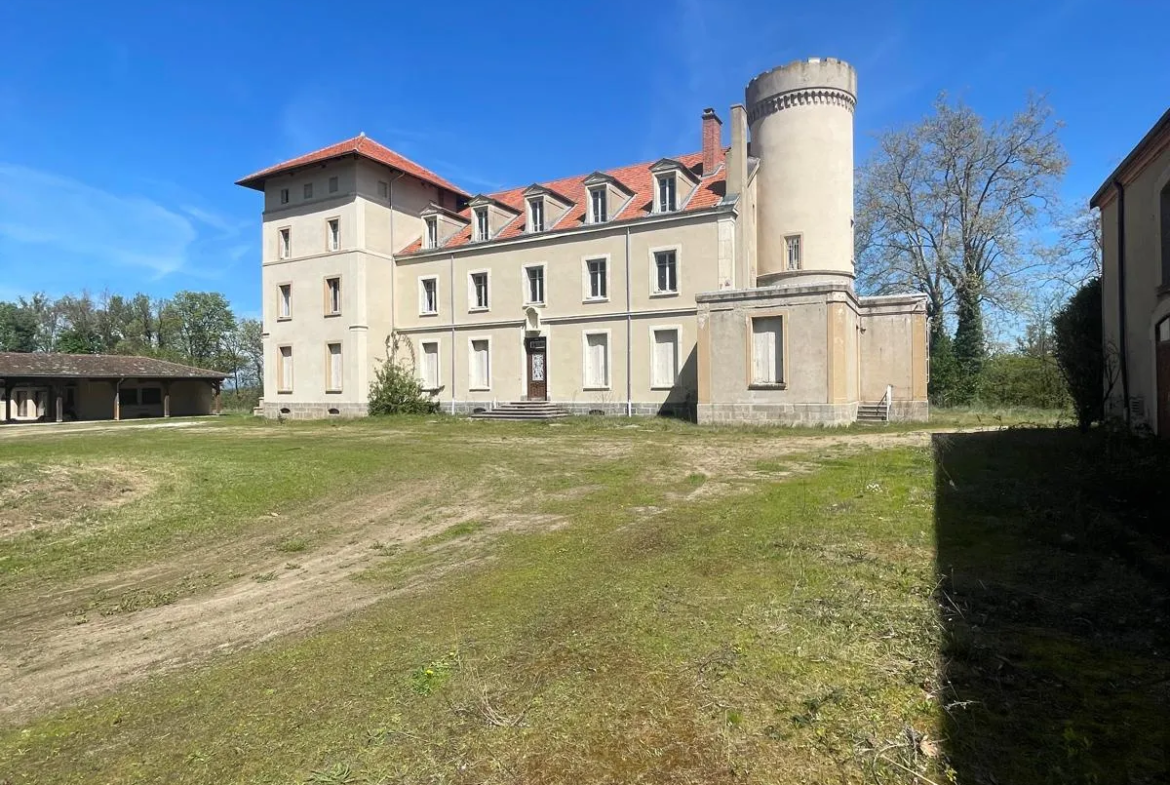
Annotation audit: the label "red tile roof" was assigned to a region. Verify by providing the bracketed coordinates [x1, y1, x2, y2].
[236, 134, 470, 198]
[399, 150, 727, 255]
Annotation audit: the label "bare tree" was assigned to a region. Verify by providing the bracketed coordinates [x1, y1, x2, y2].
[856, 94, 1068, 351]
[1043, 203, 1102, 289]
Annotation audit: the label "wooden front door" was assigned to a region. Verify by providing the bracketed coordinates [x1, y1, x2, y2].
[526, 336, 547, 401]
[1157, 318, 1170, 438]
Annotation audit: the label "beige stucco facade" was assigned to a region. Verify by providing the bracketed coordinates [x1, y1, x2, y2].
[1092, 109, 1170, 435]
[243, 57, 928, 425]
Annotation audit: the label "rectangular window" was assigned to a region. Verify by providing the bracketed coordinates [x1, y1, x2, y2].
[280, 188, 289, 205]
[327, 342, 343, 391]
[121, 388, 140, 406]
[584, 332, 609, 389]
[425, 217, 438, 249]
[528, 198, 545, 232]
[590, 187, 607, 223]
[278, 283, 292, 319]
[470, 339, 490, 390]
[278, 345, 293, 392]
[751, 316, 784, 386]
[471, 271, 489, 309]
[654, 250, 678, 294]
[377, 180, 389, 198]
[420, 277, 438, 314]
[786, 235, 801, 270]
[474, 207, 490, 241]
[325, 277, 341, 315]
[303, 182, 313, 199]
[651, 329, 679, 388]
[278, 228, 291, 259]
[328, 218, 340, 251]
[657, 174, 677, 212]
[525, 265, 545, 304]
[329, 176, 339, 193]
[587, 258, 607, 300]
[421, 341, 440, 389]
[141, 387, 163, 406]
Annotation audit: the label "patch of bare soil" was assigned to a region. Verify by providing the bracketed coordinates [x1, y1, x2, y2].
[0, 462, 156, 539]
[0, 477, 569, 727]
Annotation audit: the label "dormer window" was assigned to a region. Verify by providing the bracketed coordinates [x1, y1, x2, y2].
[425, 217, 439, 249]
[528, 198, 545, 233]
[474, 207, 490, 241]
[589, 187, 608, 224]
[656, 174, 677, 213]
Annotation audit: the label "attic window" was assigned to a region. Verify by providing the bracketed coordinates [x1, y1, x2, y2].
[656, 174, 677, 213]
[474, 207, 490, 241]
[528, 197, 545, 233]
[589, 186, 608, 224]
[424, 217, 439, 249]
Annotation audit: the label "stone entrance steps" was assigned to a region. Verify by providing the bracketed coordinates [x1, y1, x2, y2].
[469, 401, 571, 421]
[857, 402, 889, 423]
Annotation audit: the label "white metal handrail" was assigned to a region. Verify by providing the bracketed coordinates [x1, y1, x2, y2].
[882, 384, 893, 421]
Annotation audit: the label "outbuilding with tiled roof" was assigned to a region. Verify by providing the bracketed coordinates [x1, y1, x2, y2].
[0, 353, 227, 424]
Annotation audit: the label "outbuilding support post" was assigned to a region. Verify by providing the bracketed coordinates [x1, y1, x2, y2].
[55, 387, 63, 423]
[113, 380, 121, 421]
[213, 381, 222, 415]
[163, 381, 171, 418]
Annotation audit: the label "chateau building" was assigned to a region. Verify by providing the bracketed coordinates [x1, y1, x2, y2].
[238, 58, 928, 424]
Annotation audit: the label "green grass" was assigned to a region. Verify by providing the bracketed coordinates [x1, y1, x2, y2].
[0, 411, 1161, 784]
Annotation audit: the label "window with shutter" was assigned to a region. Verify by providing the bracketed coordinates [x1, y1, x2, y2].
[584, 332, 609, 388]
[471, 339, 491, 389]
[751, 317, 783, 385]
[651, 329, 679, 388]
[421, 342, 439, 389]
[327, 343, 343, 391]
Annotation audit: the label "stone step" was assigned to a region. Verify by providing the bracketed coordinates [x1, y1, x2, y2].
[469, 401, 571, 421]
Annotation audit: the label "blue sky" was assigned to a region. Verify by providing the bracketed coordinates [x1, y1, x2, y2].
[0, 0, 1166, 317]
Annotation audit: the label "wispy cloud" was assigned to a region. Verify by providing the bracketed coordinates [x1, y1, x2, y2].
[0, 163, 197, 276]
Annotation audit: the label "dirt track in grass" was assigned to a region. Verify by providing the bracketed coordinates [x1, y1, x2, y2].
[0, 423, 943, 726]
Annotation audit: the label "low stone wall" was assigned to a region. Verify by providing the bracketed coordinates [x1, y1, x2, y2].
[697, 402, 858, 426]
[888, 400, 930, 422]
[262, 401, 368, 419]
[448, 400, 693, 419]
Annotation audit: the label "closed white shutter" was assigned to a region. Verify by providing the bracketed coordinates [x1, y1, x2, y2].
[280, 346, 293, 390]
[585, 333, 608, 387]
[328, 343, 342, 390]
[652, 330, 678, 388]
[472, 340, 490, 389]
[751, 317, 782, 384]
[422, 343, 439, 388]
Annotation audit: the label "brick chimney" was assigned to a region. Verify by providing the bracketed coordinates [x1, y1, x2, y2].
[701, 108, 724, 175]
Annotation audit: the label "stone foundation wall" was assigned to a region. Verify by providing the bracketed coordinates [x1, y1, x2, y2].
[697, 402, 858, 426]
[262, 401, 369, 419]
[888, 400, 930, 422]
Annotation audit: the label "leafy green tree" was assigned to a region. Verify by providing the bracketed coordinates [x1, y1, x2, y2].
[165, 291, 236, 369]
[0, 301, 38, 352]
[1053, 278, 1107, 431]
[928, 329, 961, 406]
[55, 328, 105, 354]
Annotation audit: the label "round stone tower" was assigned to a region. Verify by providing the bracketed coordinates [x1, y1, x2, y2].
[745, 57, 857, 285]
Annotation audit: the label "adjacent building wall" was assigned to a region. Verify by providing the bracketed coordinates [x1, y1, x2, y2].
[1099, 139, 1170, 432]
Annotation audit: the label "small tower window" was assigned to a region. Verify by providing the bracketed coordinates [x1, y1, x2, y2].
[303, 182, 313, 199]
[785, 235, 801, 270]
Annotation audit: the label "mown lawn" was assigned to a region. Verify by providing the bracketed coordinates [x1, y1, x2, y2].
[0, 413, 1163, 784]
